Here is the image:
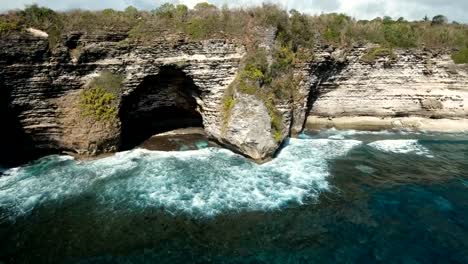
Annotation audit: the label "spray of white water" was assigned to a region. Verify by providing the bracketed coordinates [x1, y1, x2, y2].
[0, 138, 361, 219]
[368, 140, 433, 157]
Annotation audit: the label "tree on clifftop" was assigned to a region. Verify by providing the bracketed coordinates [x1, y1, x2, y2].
[432, 15, 448, 25]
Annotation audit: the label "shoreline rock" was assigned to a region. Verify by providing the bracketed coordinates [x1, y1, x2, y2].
[307, 116, 468, 133]
[139, 127, 219, 152]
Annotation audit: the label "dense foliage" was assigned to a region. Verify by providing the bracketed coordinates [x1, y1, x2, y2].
[79, 72, 123, 121]
[1, 3, 467, 51]
[452, 47, 468, 64]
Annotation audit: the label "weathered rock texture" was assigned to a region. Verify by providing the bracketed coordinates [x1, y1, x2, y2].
[55, 91, 121, 155]
[1, 33, 468, 165]
[221, 93, 278, 160]
[0, 32, 254, 164]
[304, 45, 468, 131]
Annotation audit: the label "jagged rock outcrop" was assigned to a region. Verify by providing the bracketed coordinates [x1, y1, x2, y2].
[0, 30, 295, 164]
[221, 93, 278, 160]
[55, 91, 121, 155]
[304, 45, 468, 132]
[0, 32, 260, 163]
[1, 32, 468, 165]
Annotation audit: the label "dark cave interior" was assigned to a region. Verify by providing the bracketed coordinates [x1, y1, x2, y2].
[119, 66, 204, 150]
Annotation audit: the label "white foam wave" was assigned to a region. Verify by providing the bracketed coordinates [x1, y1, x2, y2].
[0, 139, 361, 219]
[355, 165, 376, 174]
[368, 140, 432, 157]
[324, 128, 411, 140]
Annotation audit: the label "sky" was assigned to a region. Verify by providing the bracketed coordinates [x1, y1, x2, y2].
[0, 0, 467, 23]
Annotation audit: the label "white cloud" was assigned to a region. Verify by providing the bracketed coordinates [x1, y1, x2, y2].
[0, 0, 466, 22]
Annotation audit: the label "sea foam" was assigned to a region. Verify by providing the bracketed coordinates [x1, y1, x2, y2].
[0, 138, 361, 219]
[324, 128, 410, 140]
[368, 140, 432, 157]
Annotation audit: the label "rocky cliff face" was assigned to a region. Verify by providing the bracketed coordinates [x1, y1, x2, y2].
[0, 32, 255, 164]
[1, 32, 468, 165]
[305, 45, 468, 132]
[220, 93, 279, 160]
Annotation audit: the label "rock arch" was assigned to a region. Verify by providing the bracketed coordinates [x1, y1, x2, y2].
[119, 66, 203, 150]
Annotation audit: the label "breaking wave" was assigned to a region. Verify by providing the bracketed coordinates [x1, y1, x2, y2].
[0, 138, 361, 220]
[368, 139, 433, 157]
[323, 128, 410, 140]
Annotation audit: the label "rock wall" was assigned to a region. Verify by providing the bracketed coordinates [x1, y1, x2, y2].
[305, 45, 468, 132]
[2, 32, 468, 165]
[0, 32, 251, 164]
[221, 92, 278, 160]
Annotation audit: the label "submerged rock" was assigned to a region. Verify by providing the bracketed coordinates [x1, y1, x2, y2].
[139, 128, 218, 152]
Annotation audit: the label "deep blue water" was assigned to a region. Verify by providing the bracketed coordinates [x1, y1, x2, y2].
[0, 130, 467, 263]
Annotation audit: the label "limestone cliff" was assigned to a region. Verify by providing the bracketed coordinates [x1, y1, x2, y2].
[1, 31, 293, 164]
[305, 45, 468, 132]
[1, 32, 468, 165]
[0, 32, 249, 164]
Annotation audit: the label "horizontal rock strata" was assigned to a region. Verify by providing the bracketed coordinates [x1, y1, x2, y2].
[1, 32, 468, 164]
[307, 116, 468, 132]
[0, 32, 252, 163]
[306, 46, 468, 132]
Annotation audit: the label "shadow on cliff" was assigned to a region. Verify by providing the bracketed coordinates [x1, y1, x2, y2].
[0, 85, 41, 168]
[303, 58, 348, 128]
[119, 66, 204, 150]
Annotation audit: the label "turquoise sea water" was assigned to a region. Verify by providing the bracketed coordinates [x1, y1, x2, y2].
[0, 130, 467, 263]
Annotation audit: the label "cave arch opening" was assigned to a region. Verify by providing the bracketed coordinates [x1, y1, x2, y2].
[119, 66, 204, 150]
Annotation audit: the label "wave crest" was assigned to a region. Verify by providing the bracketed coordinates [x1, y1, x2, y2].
[368, 140, 432, 157]
[0, 139, 361, 219]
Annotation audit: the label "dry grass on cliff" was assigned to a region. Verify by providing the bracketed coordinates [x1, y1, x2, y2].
[2, 3, 468, 52]
[311, 14, 468, 49]
[361, 47, 397, 63]
[1, 3, 468, 62]
[452, 47, 468, 64]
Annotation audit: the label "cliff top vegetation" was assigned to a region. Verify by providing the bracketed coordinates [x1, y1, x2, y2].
[0, 2, 467, 53]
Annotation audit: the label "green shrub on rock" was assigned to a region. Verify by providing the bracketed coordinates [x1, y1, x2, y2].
[321, 13, 351, 44]
[452, 47, 468, 64]
[270, 45, 295, 78]
[0, 17, 19, 34]
[361, 47, 396, 62]
[242, 64, 265, 81]
[234, 48, 269, 95]
[79, 72, 123, 121]
[263, 96, 284, 143]
[80, 87, 117, 121]
[226, 42, 299, 143]
[238, 81, 258, 95]
[19, 4, 63, 47]
[223, 96, 235, 112]
[185, 17, 215, 39]
[221, 87, 236, 133]
[383, 22, 417, 48]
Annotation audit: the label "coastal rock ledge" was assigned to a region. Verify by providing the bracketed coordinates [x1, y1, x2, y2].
[1, 32, 467, 164]
[305, 46, 468, 133]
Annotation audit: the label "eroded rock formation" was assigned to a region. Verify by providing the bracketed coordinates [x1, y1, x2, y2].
[220, 93, 278, 160]
[1, 32, 467, 165]
[305, 45, 468, 131]
[0, 32, 251, 164]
